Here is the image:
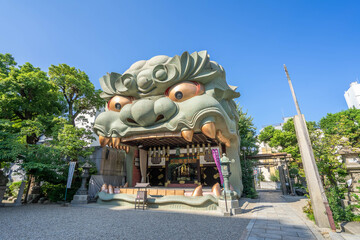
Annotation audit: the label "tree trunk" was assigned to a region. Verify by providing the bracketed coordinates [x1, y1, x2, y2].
[23, 174, 32, 204]
[26, 133, 39, 145]
[69, 103, 75, 126]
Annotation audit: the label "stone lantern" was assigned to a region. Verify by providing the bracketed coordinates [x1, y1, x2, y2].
[220, 153, 238, 200]
[71, 161, 91, 204]
[218, 153, 240, 215]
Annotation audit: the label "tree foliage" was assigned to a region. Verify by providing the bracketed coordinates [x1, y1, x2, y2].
[259, 109, 360, 222]
[0, 120, 23, 167]
[0, 59, 63, 144]
[237, 106, 258, 198]
[52, 124, 95, 161]
[0, 53, 16, 78]
[0, 53, 102, 202]
[48, 64, 104, 126]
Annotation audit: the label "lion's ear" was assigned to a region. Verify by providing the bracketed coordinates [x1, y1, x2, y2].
[99, 72, 121, 98]
[214, 86, 240, 101]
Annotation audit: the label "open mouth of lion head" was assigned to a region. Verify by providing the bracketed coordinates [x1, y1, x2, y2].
[95, 121, 231, 152]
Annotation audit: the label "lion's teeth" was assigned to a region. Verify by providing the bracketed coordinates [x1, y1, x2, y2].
[201, 122, 216, 139]
[216, 130, 231, 147]
[111, 137, 121, 149]
[99, 136, 110, 147]
[181, 129, 194, 142]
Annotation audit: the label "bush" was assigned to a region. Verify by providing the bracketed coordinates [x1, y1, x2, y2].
[8, 181, 24, 196]
[270, 174, 279, 182]
[258, 172, 265, 181]
[303, 198, 315, 222]
[241, 158, 258, 199]
[326, 187, 354, 224]
[41, 182, 78, 202]
[270, 169, 280, 182]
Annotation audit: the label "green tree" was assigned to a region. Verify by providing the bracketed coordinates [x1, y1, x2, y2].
[259, 109, 360, 223]
[0, 120, 23, 168]
[0, 59, 63, 144]
[52, 124, 95, 162]
[48, 64, 104, 126]
[258, 118, 317, 178]
[0, 53, 16, 77]
[237, 106, 258, 198]
[20, 144, 66, 184]
[314, 109, 360, 222]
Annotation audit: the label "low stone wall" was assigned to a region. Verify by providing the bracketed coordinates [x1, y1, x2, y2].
[96, 192, 218, 210]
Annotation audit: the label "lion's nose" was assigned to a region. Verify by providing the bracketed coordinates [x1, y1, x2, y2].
[131, 99, 157, 126]
[119, 97, 177, 127]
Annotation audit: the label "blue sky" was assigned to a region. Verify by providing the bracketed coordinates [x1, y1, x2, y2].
[1, 1, 359, 131]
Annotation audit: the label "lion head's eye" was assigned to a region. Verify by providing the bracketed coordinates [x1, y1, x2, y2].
[108, 96, 133, 112]
[166, 81, 204, 102]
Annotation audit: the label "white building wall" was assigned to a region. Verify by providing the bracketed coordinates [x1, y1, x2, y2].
[344, 81, 360, 109]
[74, 107, 105, 147]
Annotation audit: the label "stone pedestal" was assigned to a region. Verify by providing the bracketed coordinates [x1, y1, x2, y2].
[27, 183, 41, 203]
[71, 195, 89, 204]
[218, 199, 242, 215]
[342, 158, 360, 215]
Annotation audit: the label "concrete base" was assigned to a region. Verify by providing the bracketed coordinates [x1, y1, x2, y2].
[341, 222, 360, 235]
[218, 199, 242, 215]
[71, 195, 88, 204]
[27, 194, 41, 203]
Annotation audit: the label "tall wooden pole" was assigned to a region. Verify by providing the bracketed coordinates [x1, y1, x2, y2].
[284, 65, 336, 230]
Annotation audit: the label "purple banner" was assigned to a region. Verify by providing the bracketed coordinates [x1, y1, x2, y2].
[211, 148, 224, 185]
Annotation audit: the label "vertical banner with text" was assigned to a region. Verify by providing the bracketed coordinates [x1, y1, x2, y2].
[66, 162, 76, 189]
[211, 148, 224, 185]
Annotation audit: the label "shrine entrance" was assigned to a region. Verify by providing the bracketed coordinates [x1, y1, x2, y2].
[167, 156, 198, 185]
[122, 132, 224, 187]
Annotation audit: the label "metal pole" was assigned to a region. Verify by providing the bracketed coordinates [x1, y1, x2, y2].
[64, 188, 68, 203]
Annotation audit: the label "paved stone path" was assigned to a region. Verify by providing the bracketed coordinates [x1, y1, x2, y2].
[1, 190, 329, 240]
[0, 203, 251, 240]
[244, 190, 320, 240]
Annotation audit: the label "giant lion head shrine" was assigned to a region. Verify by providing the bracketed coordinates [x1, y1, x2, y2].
[91, 51, 242, 211]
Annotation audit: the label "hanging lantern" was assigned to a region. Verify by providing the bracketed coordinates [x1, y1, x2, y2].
[176, 147, 180, 156]
[162, 146, 166, 157]
[167, 146, 170, 156]
[197, 144, 200, 155]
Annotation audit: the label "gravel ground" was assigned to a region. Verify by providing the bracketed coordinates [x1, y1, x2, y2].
[0, 204, 251, 240]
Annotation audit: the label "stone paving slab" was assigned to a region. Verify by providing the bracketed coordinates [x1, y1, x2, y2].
[0, 203, 252, 240]
[243, 191, 321, 240]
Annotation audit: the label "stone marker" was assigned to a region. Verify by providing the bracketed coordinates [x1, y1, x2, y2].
[14, 181, 26, 206]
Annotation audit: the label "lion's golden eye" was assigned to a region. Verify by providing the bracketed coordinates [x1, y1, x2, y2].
[108, 96, 132, 112]
[166, 81, 204, 102]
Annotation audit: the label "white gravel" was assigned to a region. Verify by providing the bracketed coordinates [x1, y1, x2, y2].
[0, 204, 251, 240]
